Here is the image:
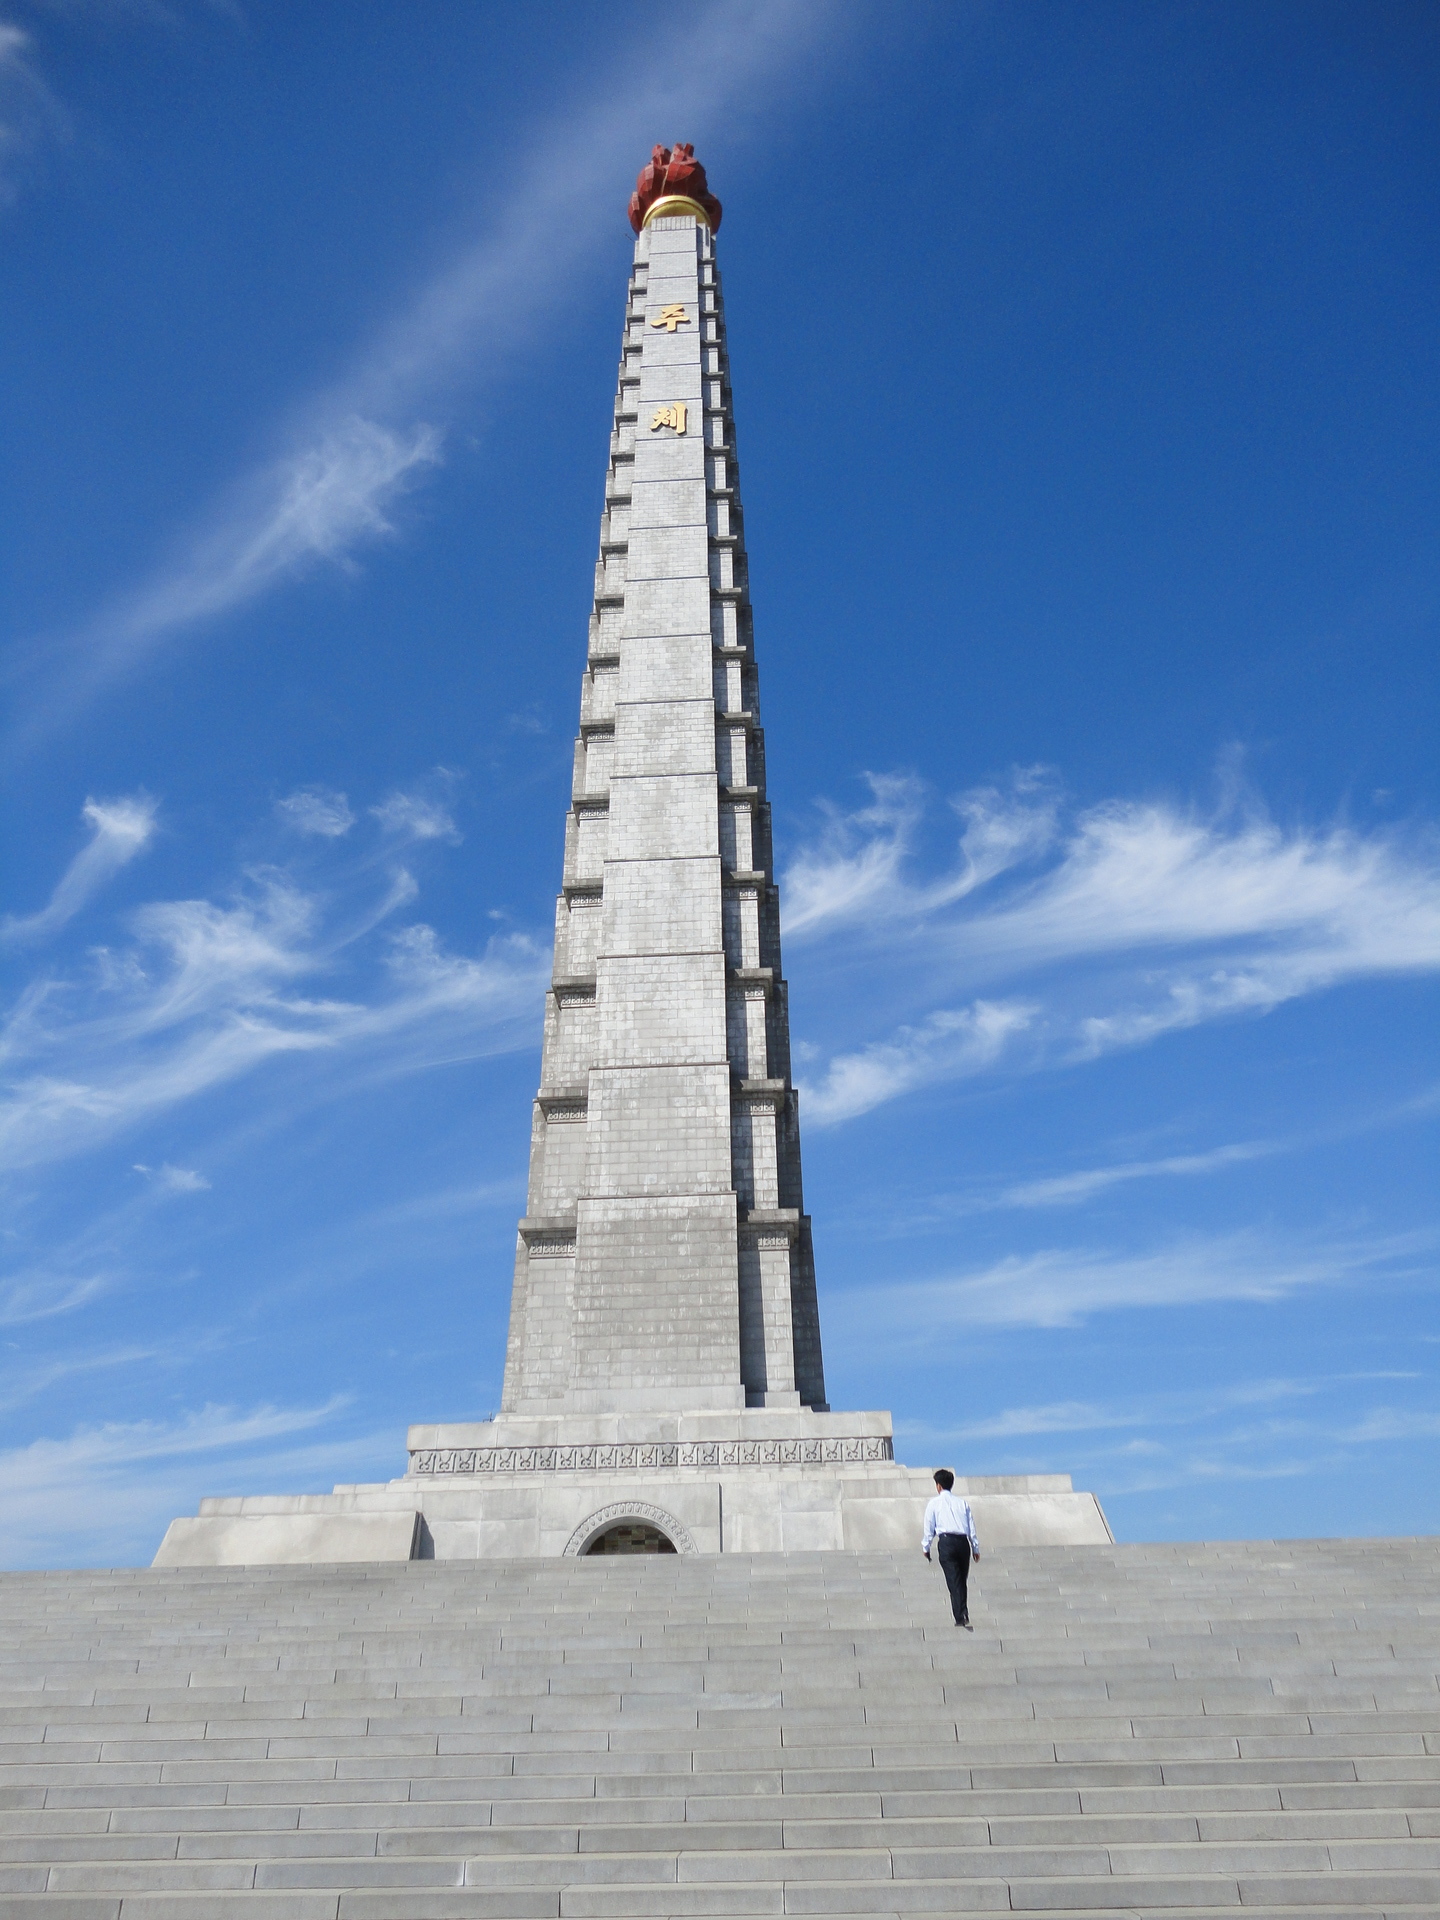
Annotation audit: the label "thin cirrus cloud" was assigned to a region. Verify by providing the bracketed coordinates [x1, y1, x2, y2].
[799, 999, 1037, 1130]
[873, 1084, 1440, 1223]
[0, 1400, 398, 1568]
[7, 418, 444, 759]
[987, 1140, 1282, 1211]
[1, 794, 158, 947]
[0, 829, 548, 1172]
[0, 1342, 165, 1420]
[6, 0, 856, 758]
[0, 1399, 350, 1485]
[790, 771, 1440, 1123]
[894, 1374, 1436, 1502]
[278, 777, 461, 844]
[825, 1226, 1436, 1335]
[783, 771, 1060, 938]
[0, 19, 68, 209]
[132, 1163, 211, 1195]
[934, 1374, 1402, 1442]
[106, 414, 444, 646]
[0, 1271, 106, 1330]
[371, 786, 460, 843]
[276, 786, 356, 838]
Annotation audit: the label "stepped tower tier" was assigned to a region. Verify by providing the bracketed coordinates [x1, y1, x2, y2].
[501, 184, 826, 1418]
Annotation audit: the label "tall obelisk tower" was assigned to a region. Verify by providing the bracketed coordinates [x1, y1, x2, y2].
[154, 147, 1114, 1561]
[501, 145, 827, 1419]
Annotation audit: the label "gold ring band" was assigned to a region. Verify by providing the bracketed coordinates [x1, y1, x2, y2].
[641, 194, 710, 229]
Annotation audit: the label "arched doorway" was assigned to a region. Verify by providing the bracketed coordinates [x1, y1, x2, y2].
[584, 1521, 677, 1555]
[562, 1502, 698, 1557]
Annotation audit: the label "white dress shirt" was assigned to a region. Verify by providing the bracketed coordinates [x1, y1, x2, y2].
[922, 1489, 979, 1556]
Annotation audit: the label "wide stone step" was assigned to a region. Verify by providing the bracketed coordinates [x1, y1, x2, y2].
[3, 1901, 1436, 1920]
[0, 1543, 1434, 1913]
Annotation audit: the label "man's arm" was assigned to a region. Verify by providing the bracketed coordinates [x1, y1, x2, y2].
[921, 1499, 937, 1556]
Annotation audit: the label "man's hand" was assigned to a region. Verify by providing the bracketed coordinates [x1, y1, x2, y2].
[972, 1548, 980, 1561]
[922, 1549, 930, 1560]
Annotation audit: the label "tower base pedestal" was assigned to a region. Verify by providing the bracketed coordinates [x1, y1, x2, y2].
[153, 1409, 1112, 1565]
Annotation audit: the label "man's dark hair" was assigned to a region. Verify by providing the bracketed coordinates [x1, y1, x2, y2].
[933, 1468, 955, 1490]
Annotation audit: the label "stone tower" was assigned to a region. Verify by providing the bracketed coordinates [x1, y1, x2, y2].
[155, 148, 1112, 1561]
[501, 148, 826, 1420]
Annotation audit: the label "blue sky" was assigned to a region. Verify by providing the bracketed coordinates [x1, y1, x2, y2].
[2, 0, 1437, 1567]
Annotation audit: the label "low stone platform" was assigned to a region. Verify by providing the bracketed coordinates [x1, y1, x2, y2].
[0, 1537, 1436, 1916]
[155, 1412, 1113, 1563]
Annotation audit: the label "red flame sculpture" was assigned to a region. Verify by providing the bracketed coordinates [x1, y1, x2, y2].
[628, 143, 723, 234]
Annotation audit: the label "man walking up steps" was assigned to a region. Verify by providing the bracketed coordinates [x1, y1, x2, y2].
[922, 1468, 980, 1628]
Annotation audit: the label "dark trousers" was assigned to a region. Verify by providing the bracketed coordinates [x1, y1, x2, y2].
[936, 1533, 971, 1623]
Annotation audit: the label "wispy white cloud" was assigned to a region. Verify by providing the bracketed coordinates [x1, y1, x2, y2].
[1, 4, 250, 218]
[371, 782, 460, 843]
[0, 18, 68, 209]
[935, 1374, 1373, 1443]
[784, 771, 1059, 938]
[802, 998, 1036, 1125]
[0, 824, 547, 1171]
[0, 1341, 166, 1419]
[8, 0, 852, 755]
[1341, 1407, 1440, 1443]
[991, 1140, 1279, 1210]
[783, 775, 924, 936]
[12, 418, 444, 744]
[829, 1226, 1436, 1335]
[915, 1084, 1440, 1222]
[346, 1177, 521, 1232]
[0, 1398, 399, 1568]
[1, 794, 157, 946]
[277, 785, 355, 838]
[0, 1269, 107, 1328]
[957, 1398, 1145, 1439]
[790, 770, 1440, 1122]
[0, 1397, 348, 1481]
[132, 1161, 210, 1193]
[973, 800, 1440, 984]
[893, 1373, 1440, 1506]
[140, 415, 444, 621]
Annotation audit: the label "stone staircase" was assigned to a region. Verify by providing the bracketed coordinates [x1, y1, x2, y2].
[0, 1539, 1436, 1917]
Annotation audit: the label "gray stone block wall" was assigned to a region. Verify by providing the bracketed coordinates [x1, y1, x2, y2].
[502, 216, 828, 1419]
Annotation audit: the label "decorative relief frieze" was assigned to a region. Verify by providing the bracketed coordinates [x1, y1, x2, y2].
[408, 1435, 893, 1476]
[524, 1241, 576, 1260]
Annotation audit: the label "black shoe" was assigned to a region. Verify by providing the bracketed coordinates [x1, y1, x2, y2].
[960, 1614, 973, 1631]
